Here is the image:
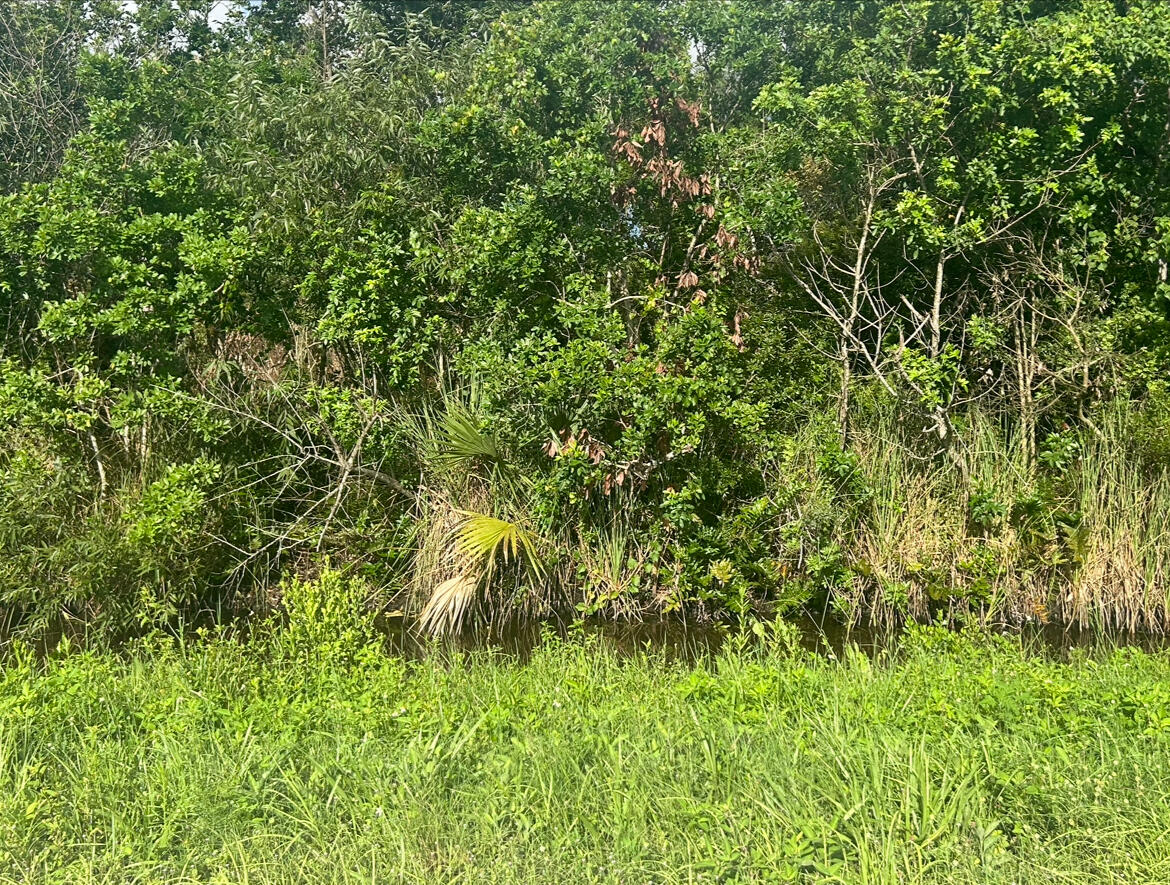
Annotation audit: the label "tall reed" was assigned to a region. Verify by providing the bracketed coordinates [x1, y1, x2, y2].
[839, 401, 1170, 631]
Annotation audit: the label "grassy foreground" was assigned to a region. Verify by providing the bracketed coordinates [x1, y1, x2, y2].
[1, 626, 1170, 884]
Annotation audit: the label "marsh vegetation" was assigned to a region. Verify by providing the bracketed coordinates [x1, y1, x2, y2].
[4, 620, 1170, 883]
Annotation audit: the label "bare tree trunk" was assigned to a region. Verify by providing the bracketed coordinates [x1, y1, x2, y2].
[930, 253, 946, 358]
[929, 206, 963, 359]
[320, 2, 332, 82]
[88, 432, 107, 496]
[837, 335, 851, 445]
[1014, 305, 1038, 467]
[836, 196, 876, 443]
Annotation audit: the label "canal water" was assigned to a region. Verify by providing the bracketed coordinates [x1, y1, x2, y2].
[374, 611, 1170, 663]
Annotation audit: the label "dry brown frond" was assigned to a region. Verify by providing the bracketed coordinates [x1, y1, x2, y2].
[419, 573, 477, 637]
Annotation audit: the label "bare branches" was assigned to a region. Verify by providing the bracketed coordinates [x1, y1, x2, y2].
[0, 2, 87, 188]
[167, 378, 413, 581]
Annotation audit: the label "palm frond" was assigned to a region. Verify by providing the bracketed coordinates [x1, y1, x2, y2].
[455, 511, 544, 580]
[419, 573, 477, 637]
[438, 403, 499, 465]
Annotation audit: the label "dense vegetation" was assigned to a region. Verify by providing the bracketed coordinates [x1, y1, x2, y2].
[4, 0, 1170, 639]
[3, 616, 1170, 882]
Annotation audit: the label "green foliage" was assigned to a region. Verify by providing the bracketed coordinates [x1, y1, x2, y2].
[3, 0, 1170, 636]
[969, 484, 1008, 533]
[0, 442, 237, 636]
[277, 565, 375, 660]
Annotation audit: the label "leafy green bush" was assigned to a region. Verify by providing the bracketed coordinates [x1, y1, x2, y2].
[276, 565, 376, 661]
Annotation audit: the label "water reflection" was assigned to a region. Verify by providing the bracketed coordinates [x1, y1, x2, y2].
[374, 611, 1170, 663]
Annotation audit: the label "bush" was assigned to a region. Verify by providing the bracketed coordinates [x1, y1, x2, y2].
[277, 565, 376, 661]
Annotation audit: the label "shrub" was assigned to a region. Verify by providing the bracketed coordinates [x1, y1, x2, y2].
[277, 565, 376, 660]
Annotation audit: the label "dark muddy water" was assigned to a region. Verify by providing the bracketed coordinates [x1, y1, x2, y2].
[374, 611, 1170, 663]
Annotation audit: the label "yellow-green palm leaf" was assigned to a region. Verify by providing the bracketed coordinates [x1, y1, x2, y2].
[455, 511, 544, 579]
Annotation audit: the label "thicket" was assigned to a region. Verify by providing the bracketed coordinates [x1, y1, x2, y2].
[3, 0, 1170, 639]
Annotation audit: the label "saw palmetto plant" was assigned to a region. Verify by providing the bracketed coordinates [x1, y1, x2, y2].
[419, 509, 546, 635]
[412, 385, 553, 635]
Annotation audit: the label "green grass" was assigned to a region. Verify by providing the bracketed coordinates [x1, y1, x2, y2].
[2, 625, 1170, 883]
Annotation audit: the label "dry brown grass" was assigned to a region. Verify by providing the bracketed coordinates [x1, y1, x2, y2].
[840, 407, 1170, 632]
